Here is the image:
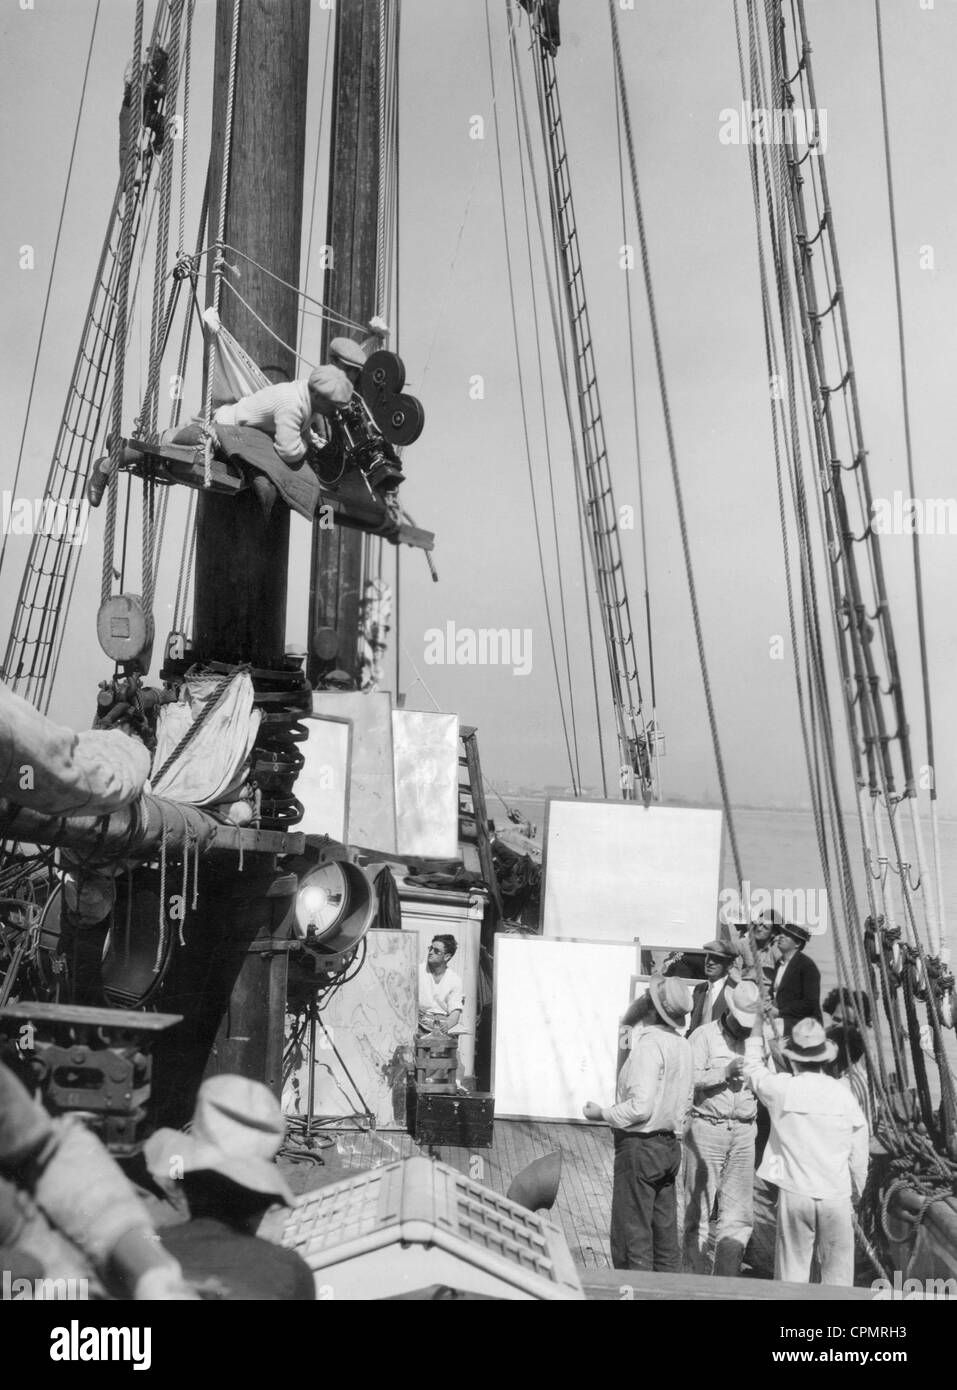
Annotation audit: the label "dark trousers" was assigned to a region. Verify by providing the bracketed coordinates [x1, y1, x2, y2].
[610, 1131, 681, 1272]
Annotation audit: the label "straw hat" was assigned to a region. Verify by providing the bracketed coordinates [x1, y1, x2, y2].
[648, 976, 693, 1030]
[780, 1017, 837, 1065]
[727, 980, 761, 1028]
[144, 1074, 296, 1205]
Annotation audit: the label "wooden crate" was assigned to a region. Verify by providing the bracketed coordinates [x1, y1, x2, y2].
[413, 1090, 495, 1148]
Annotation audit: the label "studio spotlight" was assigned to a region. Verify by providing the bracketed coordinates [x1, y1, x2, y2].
[285, 843, 375, 988]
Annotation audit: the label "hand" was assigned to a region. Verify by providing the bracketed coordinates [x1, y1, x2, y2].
[133, 1267, 200, 1301]
[726, 1057, 744, 1079]
[582, 1101, 604, 1122]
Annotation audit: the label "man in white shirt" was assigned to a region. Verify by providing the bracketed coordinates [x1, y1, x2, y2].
[582, 977, 694, 1272]
[744, 1014, 869, 1285]
[683, 980, 760, 1276]
[418, 935, 465, 1035]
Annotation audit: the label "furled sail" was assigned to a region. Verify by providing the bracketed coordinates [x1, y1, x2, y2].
[149, 670, 260, 808]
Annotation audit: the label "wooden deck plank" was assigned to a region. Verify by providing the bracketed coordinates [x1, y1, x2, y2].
[280, 1117, 616, 1268]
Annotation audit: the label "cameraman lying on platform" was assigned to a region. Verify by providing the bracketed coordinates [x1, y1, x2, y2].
[213, 364, 353, 466]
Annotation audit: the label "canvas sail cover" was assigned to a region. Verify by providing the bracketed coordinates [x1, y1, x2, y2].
[203, 307, 270, 408]
[0, 679, 150, 815]
[150, 671, 260, 807]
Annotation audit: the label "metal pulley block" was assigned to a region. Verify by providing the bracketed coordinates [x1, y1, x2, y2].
[96, 593, 154, 670]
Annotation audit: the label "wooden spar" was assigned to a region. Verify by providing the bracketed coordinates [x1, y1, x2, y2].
[0, 795, 218, 858]
[307, 0, 381, 687]
[0, 797, 302, 860]
[193, 0, 310, 665]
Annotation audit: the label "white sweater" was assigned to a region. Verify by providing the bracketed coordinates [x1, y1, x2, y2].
[214, 381, 313, 464]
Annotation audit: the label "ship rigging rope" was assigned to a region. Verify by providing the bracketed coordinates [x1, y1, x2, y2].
[606, 0, 743, 862]
[202, 0, 242, 486]
[739, 0, 907, 1134]
[102, 0, 145, 607]
[773, 0, 953, 1122]
[221, 280, 316, 369]
[0, 0, 102, 595]
[223, 244, 368, 334]
[743, 0, 957, 1162]
[506, 16, 586, 790]
[485, 1, 580, 794]
[177, 0, 195, 260]
[506, 2, 607, 794]
[610, 26, 660, 794]
[524, 4, 652, 801]
[873, 0, 947, 952]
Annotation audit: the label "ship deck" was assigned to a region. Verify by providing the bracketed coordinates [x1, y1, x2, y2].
[278, 1118, 876, 1300]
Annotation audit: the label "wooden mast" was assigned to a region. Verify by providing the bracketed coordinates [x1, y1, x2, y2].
[151, 0, 312, 1122]
[194, 0, 310, 664]
[307, 0, 381, 687]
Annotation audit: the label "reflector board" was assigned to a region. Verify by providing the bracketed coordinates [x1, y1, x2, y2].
[541, 800, 723, 949]
[312, 691, 396, 852]
[492, 936, 636, 1122]
[296, 714, 351, 841]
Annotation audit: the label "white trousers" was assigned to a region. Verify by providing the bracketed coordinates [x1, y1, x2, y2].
[775, 1188, 854, 1286]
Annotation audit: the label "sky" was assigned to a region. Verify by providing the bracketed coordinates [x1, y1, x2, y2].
[2, 0, 957, 813]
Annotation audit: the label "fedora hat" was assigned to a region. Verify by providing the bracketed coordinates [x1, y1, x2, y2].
[780, 1017, 837, 1065]
[752, 909, 784, 930]
[727, 979, 761, 1028]
[779, 922, 811, 946]
[702, 938, 737, 961]
[649, 976, 692, 1029]
[144, 1074, 296, 1206]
